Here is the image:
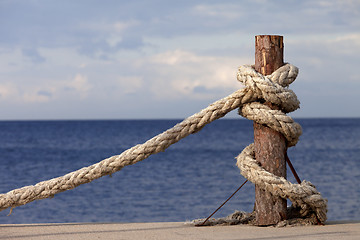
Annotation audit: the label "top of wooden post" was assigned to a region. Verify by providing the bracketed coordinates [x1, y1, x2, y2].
[255, 35, 284, 75]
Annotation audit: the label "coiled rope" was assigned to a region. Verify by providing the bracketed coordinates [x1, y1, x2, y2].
[236, 64, 327, 223]
[0, 64, 327, 224]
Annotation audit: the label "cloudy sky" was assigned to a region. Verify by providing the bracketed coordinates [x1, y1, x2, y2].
[0, 0, 359, 120]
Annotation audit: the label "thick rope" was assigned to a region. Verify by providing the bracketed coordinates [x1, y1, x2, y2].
[236, 64, 327, 223]
[0, 88, 252, 212]
[0, 64, 327, 224]
[236, 144, 327, 223]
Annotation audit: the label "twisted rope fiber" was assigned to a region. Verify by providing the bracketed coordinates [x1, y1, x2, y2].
[236, 64, 327, 223]
[0, 64, 327, 224]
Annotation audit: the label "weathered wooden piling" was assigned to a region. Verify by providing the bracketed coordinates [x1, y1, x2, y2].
[253, 35, 287, 226]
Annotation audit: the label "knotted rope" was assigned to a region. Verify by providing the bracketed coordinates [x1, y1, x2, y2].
[0, 63, 327, 224]
[236, 64, 327, 223]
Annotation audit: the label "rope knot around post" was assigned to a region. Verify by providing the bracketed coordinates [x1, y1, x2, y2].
[237, 64, 300, 114]
[191, 62, 327, 227]
[235, 64, 327, 224]
[237, 64, 302, 147]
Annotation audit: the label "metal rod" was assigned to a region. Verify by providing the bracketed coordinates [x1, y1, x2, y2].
[285, 152, 301, 184]
[197, 154, 322, 227]
[196, 179, 248, 227]
[285, 153, 323, 225]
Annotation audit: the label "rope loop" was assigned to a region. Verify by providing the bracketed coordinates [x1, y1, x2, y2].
[235, 64, 327, 223]
[237, 64, 300, 113]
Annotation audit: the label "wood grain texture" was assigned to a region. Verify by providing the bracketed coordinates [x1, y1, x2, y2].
[254, 35, 287, 226]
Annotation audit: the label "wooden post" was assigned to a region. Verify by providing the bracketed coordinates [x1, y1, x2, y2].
[254, 35, 287, 226]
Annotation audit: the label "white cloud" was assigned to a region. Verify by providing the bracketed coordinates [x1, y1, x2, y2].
[79, 63, 87, 68]
[0, 83, 17, 100]
[306, 0, 360, 12]
[76, 19, 138, 34]
[113, 20, 139, 32]
[106, 36, 123, 48]
[334, 33, 360, 43]
[0, 73, 92, 104]
[0, 81, 55, 103]
[39, 47, 97, 67]
[151, 49, 215, 65]
[116, 76, 143, 94]
[23, 89, 53, 103]
[65, 74, 92, 98]
[332, 33, 360, 55]
[192, 4, 241, 20]
[107, 20, 140, 47]
[143, 49, 249, 99]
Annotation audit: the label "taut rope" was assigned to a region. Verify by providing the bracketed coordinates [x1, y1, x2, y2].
[0, 64, 327, 223]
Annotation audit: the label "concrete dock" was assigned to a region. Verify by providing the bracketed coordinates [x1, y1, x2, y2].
[1, 221, 359, 240]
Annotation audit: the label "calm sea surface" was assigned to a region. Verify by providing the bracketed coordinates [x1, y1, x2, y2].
[0, 119, 359, 224]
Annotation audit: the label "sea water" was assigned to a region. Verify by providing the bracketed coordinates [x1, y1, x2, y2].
[0, 119, 359, 224]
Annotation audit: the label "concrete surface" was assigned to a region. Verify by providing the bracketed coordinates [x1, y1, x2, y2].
[1, 221, 359, 240]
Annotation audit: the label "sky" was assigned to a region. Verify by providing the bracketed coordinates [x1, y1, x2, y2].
[0, 0, 359, 120]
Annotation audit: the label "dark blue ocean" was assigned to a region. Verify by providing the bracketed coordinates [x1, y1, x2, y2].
[0, 119, 359, 224]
